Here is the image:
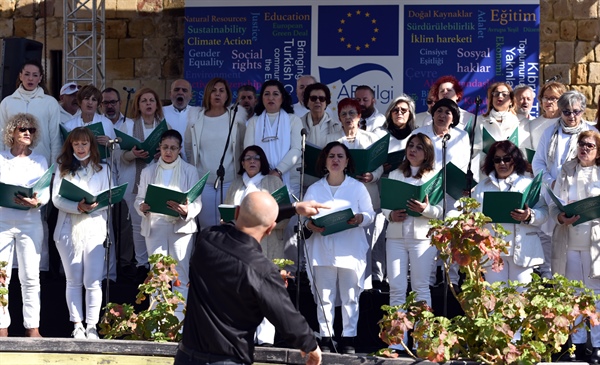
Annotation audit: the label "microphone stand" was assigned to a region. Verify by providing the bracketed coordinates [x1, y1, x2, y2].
[104, 140, 118, 309]
[465, 96, 482, 197]
[441, 134, 450, 318]
[295, 129, 307, 310]
[214, 105, 238, 204]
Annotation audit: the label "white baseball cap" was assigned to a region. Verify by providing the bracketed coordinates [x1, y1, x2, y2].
[60, 82, 80, 95]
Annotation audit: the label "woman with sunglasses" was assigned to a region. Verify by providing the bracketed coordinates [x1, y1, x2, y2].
[244, 79, 302, 197]
[223, 145, 284, 347]
[532, 90, 592, 281]
[135, 130, 201, 322]
[384, 94, 417, 155]
[0, 114, 49, 337]
[550, 130, 600, 362]
[473, 140, 547, 287]
[473, 83, 520, 168]
[185, 78, 247, 229]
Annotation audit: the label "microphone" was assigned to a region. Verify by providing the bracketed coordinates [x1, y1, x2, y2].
[301, 128, 308, 136]
[545, 74, 562, 83]
[442, 134, 451, 142]
[233, 102, 239, 112]
[123, 87, 136, 94]
[107, 137, 122, 144]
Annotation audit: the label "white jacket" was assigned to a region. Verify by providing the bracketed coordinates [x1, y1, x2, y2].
[474, 171, 548, 267]
[304, 175, 375, 286]
[0, 86, 62, 166]
[63, 113, 117, 139]
[134, 159, 202, 236]
[382, 169, 443, 240]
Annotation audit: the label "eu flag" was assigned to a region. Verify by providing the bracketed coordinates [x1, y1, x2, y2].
[318, 5, 399, 56]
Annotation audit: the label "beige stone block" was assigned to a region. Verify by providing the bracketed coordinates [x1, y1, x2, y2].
[43, 36, 63, 51]
[575, 42, 596, 63]
[541, 22, 560, 42]
[573, 0, 598, 19]
[578, 20, 600, 41]
[40, 0, 55, 17]
[560, 20, 577, 41]
[540, 42, 556, 64]
[544, 64, 571, 85]
[106, 19, 127, 39]
[0, 18, 13, 38]
[595, 85, 600, 105]
[553, 0, 572, 20]
[0, 0, 16, 16]
[555, 41, 574, 63]
[105, 39, 119, 59]
[583, 109, 597, 122]
[134, 58, 161, 79]
[164, 0, 184, 10]
[155, 18, 178, 38]
[574, 63, 587, 84]
[35, 18, 60, 39]
[120, 38, 143, 58]
[589, 62, 600, 83]
[137, 0, 163, 13]
[104, 0, 117, 18]
[107, 58, 134, 80]
[571, 85, 593, 104]
[14, 18, 35, 38]
[162, 58, 183, 79]
[15, 0, 35, 17]
[129, 17, 156, 38]
[539, 0, 554, 21]
[143, 37, 167, 58]
[140, 79, 166, 100]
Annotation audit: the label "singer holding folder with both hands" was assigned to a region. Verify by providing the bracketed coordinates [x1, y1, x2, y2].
[303, 141, 374, 354]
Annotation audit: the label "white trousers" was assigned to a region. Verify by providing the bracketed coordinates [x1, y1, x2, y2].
[197, 181, 230, 230]
[312, 266, 361, 337]
[125, 194, 147, 267]
[566, 250, 600, 347]
[484, 259, 533, 289]
[145, 219, 193, 321]
[55, 218, 106, 325]
[0, 217, 42, 329]
[387, 238, 437, 307]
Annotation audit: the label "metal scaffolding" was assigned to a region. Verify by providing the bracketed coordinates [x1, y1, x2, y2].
[63, 0, 105, 88]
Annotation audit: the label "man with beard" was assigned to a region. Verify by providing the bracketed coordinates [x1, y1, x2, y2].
[59, 82, 81, 124]
[163, 79, 199, 161]
[514, 84, 536, 121]
[236, 85, 258, 122]
[354, 85, 386, 137]
[101, 87, 131, 130]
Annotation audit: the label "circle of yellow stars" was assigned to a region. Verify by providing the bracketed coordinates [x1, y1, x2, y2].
[338, 9, 378, 52]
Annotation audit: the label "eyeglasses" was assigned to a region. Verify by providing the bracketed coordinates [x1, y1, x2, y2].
[309, 95, 326, 103]
[492, 91, 510, 98]
[243, 155, 261, 161]
[493, 156, 513, 164]
[542, 97, 558, 103]
[340, 110, 358, 118]
[160, 145, 180, 152]
[562, 109, 583, 117]
[101, 100, 119, 106]
[18, 127, 37, 133]
[426, 99, 434, 105]
[392, 107, 409, 115]
[578, 141, 597, 150]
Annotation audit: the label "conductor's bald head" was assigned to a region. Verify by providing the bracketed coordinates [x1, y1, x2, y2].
[235, 191, 279, 242]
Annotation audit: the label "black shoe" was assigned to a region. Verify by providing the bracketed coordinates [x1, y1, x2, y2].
[319, 337, 332, 353]
[574, 343, 588, 362]
[341, 336, 355, 354]
[589, 347, 600, 364]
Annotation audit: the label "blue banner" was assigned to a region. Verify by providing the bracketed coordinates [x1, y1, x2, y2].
[402, 5, 540, 116]
[184, 6, 312, 105]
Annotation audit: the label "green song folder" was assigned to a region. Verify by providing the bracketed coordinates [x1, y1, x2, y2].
[482, 127, 519, 155]
[60, 123, 110, 160]
[482, 172, 543, 223]
[115, 120, 169, 164]
[0, 164, 54, 210]
[547, 186, 600, 226]
[311, 208, 357, 236]
[143, 171, 209, 217]
[58, 179, 128, 213]
[380, 169, 444, 217]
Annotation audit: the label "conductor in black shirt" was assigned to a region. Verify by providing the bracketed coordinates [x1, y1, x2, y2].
[176, 191, 322, 365]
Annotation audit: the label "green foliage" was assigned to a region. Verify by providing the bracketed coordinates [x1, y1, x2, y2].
[0, 261, 7, 308]
[272, 258, 294, 270]
[378, 197, 600, 364]
[99, 254, 185, 342]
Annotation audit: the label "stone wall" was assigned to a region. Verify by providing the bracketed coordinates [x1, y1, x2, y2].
[1, 0, 599, 119]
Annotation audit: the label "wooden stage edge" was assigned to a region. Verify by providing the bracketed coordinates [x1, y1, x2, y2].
[0, 337, 422, 365]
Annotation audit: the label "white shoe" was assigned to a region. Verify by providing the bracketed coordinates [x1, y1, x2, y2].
[86, 326, 99, 340]
[72, 324, 86, 339]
